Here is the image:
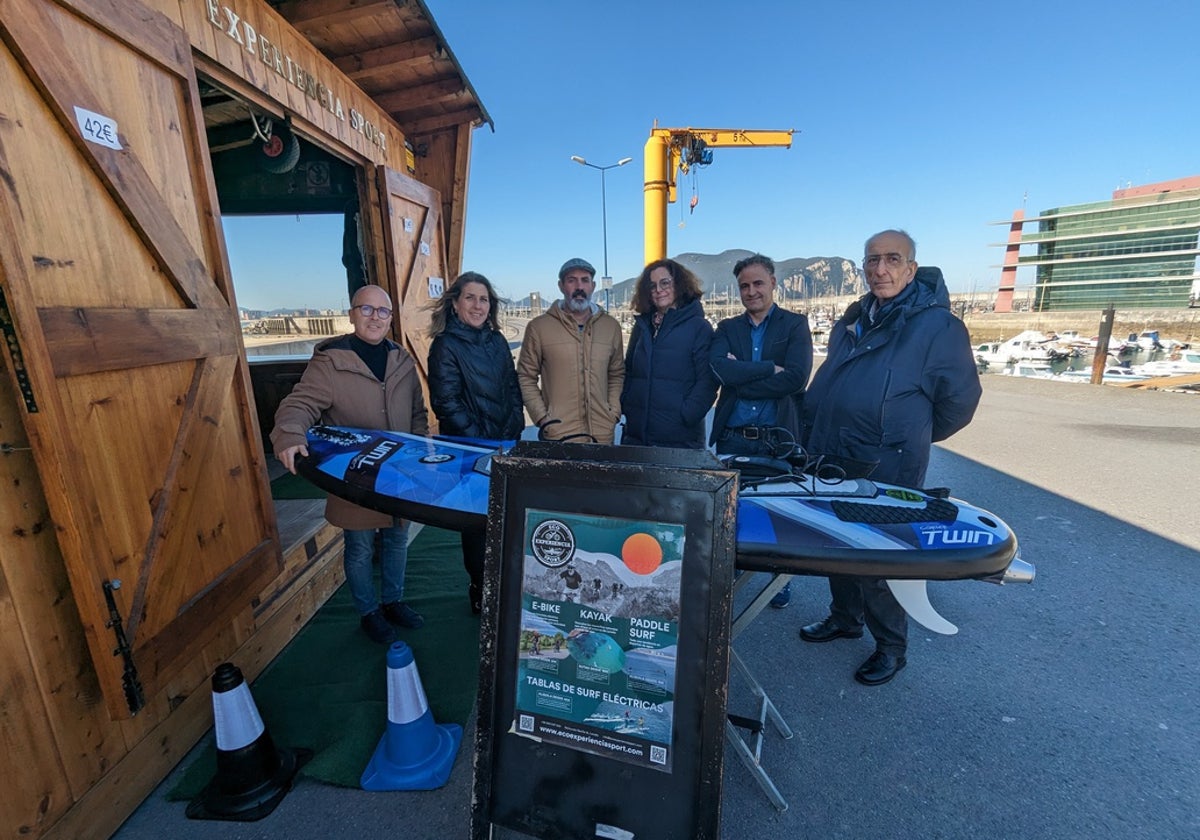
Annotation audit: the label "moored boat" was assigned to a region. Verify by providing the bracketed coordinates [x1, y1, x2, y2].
[1132, 349, 1200, 377]
[975, 330, 1057, 367]
[1056, 367, 1151, 384]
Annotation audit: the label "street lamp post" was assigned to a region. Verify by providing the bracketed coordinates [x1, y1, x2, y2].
[571, 155, 633, 310]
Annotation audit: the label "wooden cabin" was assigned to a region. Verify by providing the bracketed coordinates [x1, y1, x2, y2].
[0, 0, 490, 836]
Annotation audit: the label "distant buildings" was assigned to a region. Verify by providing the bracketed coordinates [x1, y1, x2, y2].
[994, 176, 1200, 311]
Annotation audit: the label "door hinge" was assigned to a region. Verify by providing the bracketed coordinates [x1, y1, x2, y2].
[0, 285, 38, 413]
[103, 579, 145, 715]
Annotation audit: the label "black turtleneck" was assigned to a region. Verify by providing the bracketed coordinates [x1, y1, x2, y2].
[349, 334, 389, 382]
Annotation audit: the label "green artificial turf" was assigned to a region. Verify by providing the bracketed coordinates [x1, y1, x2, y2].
[169, 526, 478, 795]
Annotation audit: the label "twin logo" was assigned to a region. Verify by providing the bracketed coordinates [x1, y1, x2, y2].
[346, 438, 402, 489]
[915, 525, 997, 548]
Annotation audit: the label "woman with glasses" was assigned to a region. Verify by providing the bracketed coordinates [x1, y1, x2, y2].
[620, 258, 717, 449]
[271, 284, 429, 645]
[427, 272, 524, 613]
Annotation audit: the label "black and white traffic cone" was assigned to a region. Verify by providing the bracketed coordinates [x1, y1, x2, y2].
[186, 662, 312, 821]
[360, 641, 462, 790]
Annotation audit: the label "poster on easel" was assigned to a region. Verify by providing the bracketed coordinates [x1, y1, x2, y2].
[471, 442, 738, 840]
[513, 510, 683, 772]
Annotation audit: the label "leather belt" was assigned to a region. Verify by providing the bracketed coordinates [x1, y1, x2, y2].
[723, 425, 771, 441]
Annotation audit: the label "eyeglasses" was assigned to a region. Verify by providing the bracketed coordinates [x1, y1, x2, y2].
[650, 278, 674, 291]
[864, 253, 909, 270]
[353, 304, 392, 319]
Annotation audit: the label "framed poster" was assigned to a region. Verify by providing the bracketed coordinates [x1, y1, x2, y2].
[472, 443, 738, 840]
[514, 509, 684, 772]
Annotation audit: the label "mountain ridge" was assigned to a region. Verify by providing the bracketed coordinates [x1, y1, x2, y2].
[523, 250, 867, 306]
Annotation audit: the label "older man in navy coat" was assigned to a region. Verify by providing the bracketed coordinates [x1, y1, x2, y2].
[710, 253, 813, 606]
[799, 229, 982, 686]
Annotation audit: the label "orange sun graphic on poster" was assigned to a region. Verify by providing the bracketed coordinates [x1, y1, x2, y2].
[621, 532, 663, 575]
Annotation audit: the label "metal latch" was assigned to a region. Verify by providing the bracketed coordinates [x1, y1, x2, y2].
[102, 579, 145, 715]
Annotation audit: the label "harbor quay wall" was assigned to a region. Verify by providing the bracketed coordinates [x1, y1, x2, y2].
[786, 299, 1199, 344]
[248, 306, 1199, 354]
[958, 307, 1200, 344]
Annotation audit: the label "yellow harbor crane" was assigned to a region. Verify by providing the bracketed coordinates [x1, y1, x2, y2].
[643, 124, 794, 265]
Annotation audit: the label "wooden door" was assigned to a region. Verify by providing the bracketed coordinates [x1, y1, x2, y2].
[0, 0, 280, 719]
[375, 166, 448, 396]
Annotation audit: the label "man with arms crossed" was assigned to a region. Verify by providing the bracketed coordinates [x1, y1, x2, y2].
[800, 230, 981, 685]
[709, 252, 813, 608]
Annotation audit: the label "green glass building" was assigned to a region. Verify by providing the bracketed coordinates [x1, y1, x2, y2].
[1000, 177, 1200, 311]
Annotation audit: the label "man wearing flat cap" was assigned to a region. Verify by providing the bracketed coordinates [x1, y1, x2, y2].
[517, 257, 624, 443]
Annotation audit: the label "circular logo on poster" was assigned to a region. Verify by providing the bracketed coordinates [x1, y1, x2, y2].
[530, 519, 576, 568]
[419, 453, 454, 464]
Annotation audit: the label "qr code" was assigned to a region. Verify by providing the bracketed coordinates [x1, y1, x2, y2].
[649, 745, 667, 765]
[518, 714, 534, 732]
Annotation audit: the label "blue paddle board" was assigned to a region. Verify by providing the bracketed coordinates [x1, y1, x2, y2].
[296, 425, 1020, 581]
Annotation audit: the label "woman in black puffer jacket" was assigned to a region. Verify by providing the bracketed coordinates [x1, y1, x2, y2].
[428, 272, 524, 611]
[621, 259, 717, 449]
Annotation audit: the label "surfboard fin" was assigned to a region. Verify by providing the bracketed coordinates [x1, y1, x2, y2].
[885, 579, 958, 635]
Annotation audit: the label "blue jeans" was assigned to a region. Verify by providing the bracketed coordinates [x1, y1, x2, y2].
[343, 521, 410, 616]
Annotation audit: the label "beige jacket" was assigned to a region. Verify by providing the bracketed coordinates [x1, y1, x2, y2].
[517, 302, 624, 444]
[270, 335, 429, 530]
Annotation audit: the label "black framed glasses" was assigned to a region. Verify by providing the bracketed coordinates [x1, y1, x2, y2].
[353, 304, 393, 319]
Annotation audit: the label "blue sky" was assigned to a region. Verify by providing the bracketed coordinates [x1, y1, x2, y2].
[227, 0, 1200, 311]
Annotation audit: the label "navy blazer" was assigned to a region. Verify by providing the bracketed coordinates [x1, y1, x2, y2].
[708, 306, 813, 447]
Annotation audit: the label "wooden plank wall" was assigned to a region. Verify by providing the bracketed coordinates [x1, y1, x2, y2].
[0, 0, 478, 835]
[1, 348, 347, 840]
[414, 123, 473, 281]
[0, 364, 84, 836]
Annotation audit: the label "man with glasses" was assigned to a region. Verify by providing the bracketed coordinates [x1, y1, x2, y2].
[709, 253, 813, 607]
[798, 230, 981, 685]
[271, 284, 429, 645]
[518, 257, 624, 444]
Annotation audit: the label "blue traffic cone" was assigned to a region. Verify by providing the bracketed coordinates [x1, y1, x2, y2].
[186, 663, 312, 821]
[360, 641, 462, 791]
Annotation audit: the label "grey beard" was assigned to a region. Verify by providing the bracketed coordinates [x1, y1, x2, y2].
[565, 295, 592, 314]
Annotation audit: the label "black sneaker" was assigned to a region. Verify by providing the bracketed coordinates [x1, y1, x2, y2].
[769, 582, 792, 609]
[361, 609, 397, 644]
[382, 600, 425, 629]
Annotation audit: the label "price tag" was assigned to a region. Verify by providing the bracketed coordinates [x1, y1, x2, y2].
[73, 106, 122, 150]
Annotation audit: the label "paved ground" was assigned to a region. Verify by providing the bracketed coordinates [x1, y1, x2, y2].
[113, 375, 1200, 839]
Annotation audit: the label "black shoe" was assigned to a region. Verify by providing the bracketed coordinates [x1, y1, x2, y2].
[468, 584, 482, 615]
[769, 582, 792, 609]
[382, 600, 424, 629]
[799, 617, 864, 643]
[854, 651, 906, 686]
[361, 609, 397, 645]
